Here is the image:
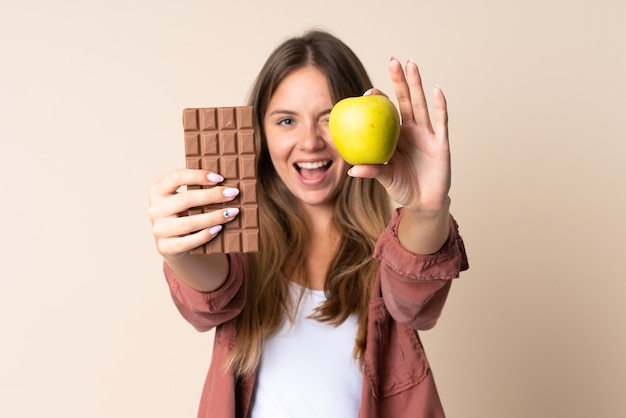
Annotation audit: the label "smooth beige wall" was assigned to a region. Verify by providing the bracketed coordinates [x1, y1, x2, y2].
[1, 0, 624, 416]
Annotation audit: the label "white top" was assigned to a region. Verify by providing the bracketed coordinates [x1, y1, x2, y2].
[250, 283, 363, 418]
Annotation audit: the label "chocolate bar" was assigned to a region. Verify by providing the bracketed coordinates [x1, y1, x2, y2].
[182, 106, 259, 253]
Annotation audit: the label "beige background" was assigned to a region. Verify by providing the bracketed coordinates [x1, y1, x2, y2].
[1, 0, 624, 416]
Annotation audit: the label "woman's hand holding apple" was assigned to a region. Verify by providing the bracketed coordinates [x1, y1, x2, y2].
[349, 58, 453, 254]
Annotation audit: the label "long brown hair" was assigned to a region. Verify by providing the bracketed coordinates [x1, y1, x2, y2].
[227, 29, 393, 376]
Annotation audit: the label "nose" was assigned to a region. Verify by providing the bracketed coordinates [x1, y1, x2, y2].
[298, 121, 326, 151]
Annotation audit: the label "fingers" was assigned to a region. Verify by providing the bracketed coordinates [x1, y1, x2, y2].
[388, 58, 414, 124]
[150, 168, 224, 199]
[160, 186, 240, 218]
[150, 201, 240, 257]
[404, 59, 433, 132]
[153, 210, 236, 257]
[149, 168, 233, 215]
[156, 228, 217, 257]
[363, 87, 389, 98]
[433, 86, 449, 141]
[153, 207, 239, 239]
[388, 58, 433, 133]
[147, 168, 241, 257]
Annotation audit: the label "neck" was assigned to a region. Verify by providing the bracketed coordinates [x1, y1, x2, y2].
[297, 202, 340, 291]
[299, 200, 335, 230]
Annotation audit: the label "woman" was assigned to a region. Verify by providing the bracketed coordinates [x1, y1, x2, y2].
[148, 30, 468, 418]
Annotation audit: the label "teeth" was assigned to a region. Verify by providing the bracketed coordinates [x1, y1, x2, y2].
[296, 160, 330, 170]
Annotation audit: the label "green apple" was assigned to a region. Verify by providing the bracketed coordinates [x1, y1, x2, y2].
[329, 95, 400, 165]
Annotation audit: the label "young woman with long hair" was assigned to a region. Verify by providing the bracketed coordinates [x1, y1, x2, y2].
[148, 29, 468, 418]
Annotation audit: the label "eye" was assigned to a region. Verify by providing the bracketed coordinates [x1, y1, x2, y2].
[279, 118, 294, 126]
[318, 111, 331, 125]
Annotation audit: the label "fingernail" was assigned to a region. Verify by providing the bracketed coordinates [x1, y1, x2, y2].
[223, 208, 239, 219]
[208, 172, 224, 183]
[209, 225, 222, 235]
[363, 88, 374, 96]
[222, 188, 240, 198]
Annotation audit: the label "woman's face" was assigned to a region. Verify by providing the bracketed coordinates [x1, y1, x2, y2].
[263, 66, 349, 208]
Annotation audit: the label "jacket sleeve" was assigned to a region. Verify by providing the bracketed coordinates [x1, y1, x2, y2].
[373, 208, 469, 330]
[163, 253, 248, 332]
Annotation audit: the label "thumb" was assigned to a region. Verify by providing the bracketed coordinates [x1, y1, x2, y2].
[348, 164, 394, 188]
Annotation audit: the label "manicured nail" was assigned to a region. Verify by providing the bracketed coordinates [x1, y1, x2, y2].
[209, 225, 222, 235]
[208, 172, 224, 183]
[223, 208, 239, 219]
[363, 88, 374, 96]
[222, 188, 240, 198]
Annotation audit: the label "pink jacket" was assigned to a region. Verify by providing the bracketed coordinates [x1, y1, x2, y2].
[164, 208, 469, 418]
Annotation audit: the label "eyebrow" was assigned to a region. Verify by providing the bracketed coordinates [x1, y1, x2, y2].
[267, 109, 297, 117]
[266, 109, 332, 118]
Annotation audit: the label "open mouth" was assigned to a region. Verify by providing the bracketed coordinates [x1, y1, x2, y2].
[294, 159, 332, 180]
